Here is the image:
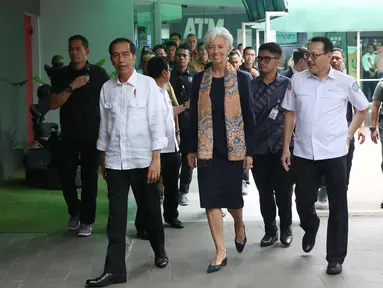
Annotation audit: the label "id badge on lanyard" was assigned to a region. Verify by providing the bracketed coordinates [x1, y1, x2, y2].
[269, 99, 281, 120]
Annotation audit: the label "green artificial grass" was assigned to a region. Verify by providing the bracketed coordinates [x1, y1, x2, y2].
[0, 171, 137, 233]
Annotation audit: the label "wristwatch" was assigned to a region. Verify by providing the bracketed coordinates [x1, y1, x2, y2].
[65, 84, 74, 93]
[370, 126, 377, 132]
[183, 102, 188, 110]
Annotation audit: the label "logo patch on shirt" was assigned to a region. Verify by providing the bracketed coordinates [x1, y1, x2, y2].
[352, 81, 360, 92]
[188, 76, 193, 83]
[287, 81, 292, 91]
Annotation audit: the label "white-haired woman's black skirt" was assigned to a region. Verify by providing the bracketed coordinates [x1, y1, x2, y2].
[197, 157, 244, 209]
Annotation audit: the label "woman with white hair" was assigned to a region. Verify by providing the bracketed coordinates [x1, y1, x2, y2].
[186, 27, 256, 273]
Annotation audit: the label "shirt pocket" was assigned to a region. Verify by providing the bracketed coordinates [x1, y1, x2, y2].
[102, 101, 117, 131]
[129, 98, 147, 109]
[129, 98, 147, 119]
[129, 98, 149, 135]
[320, 93, 346, 113]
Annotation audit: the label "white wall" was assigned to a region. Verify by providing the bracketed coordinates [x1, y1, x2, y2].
[40, 0, 134, 124]
[0, 0, 40, 179]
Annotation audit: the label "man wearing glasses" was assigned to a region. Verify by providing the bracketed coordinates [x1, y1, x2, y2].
[170, 43, 197, 206]
[281, 37, 369, 275]
[317, 48, 366, 204]
[251, 43, 294, 248]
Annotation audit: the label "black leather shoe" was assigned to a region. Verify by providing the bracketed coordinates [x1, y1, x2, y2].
[85, 273, 126, 287]
[136, 230, 148, 240]
[165, 218, 184, 229]
[154, 248, 169, 268]
[260, 234, 278, 247]
[155, 255, 169, 268]
[280, 228, 293, 247]
[302, 232, 317, 253]
[326, 262, 342, 275]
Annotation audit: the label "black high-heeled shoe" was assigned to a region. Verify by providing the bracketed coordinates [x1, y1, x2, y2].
[235, 225, 247, 253]
[206, 256, 228, 273]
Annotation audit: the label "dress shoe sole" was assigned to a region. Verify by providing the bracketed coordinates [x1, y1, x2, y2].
[85, 278, 126, 287]
[326, 264, 342, 275]
[165, 222, 184, 229]
[326, 268, 342, 275]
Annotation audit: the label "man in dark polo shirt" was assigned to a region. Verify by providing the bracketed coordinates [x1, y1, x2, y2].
[170, 43, 197, 206]
[251, 43, 293, 247]
[240, 46, 260, 78]
[50, 35, 109, 237]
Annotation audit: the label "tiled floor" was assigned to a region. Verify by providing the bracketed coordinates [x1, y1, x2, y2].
[1, 218, 383, 288]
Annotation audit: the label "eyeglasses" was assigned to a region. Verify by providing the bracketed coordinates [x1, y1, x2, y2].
[305, 52, 326, 60]
[256, 56, 279, 63]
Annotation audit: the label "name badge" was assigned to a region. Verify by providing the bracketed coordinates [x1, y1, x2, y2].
[269, 107, 279, 120]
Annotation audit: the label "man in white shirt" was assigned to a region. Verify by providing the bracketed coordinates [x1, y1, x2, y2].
[281, 37, 369, 276]
[317, 48, 366, 203]
[146, 56, 184, 229]
[86, 38, 169, 288]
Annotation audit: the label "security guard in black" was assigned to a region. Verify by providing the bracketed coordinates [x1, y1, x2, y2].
[50, 35, 109, 234]
[169, 45, 197, 199]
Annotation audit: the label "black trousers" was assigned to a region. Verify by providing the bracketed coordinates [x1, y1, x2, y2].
[320, 139, 355, 188]
[179, 152, 193, 194]
[252, 151, 293, 235]
[104, 168, 165, 274]
[243, 171, 250, 184]
[294, 156, 348, 264]
[162, 152, 181, 220]
[59, 138, 100, 225]
[135, 152, 181, 231]
[362, 70, 376, 102]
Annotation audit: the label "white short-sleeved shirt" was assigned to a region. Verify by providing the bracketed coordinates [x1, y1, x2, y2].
[97, 70, 168, 170]
[281, 67, 369, 161]
[160, 86, 179, 153]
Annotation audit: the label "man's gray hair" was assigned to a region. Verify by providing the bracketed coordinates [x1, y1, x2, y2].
[203, 27, 234, 51]
[333, 47, 344, 58]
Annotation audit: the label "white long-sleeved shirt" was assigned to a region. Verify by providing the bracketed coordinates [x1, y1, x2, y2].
[97, 70, 168, 170]
[160, 85, 179, 153]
